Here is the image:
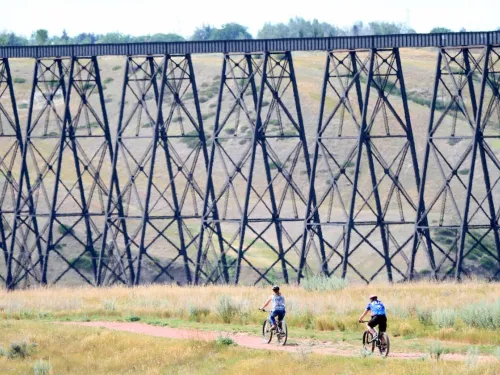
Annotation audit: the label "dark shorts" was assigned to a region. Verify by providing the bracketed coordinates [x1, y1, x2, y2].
[368, 315, 387, 332]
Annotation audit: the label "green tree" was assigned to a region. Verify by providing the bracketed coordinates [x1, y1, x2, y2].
[149, 33, 185, 42]
[211, 23, 252, 40]
[191, 24, 215, 41]
[33, 29, 49, 45]
[430, 27, 453, 33]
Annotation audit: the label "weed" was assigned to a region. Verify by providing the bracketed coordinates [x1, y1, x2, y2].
[14, 77, 26, 84]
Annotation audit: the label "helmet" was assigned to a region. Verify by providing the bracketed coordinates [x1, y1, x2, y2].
[369, 294, 377, 300]
[272, 285, 280, 291]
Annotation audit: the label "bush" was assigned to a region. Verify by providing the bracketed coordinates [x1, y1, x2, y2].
[14, 77, 26, 84]
[103, 77, 114, 84]
[112, 65, 121, 71]
[416, 308, 433, 325]
[431, 309, 456, 328]
[126, 315, 141, 322]
[216, 295, 240, 324]
[460, 301, 500, 329]
[33, 359, 51, 375]
[188, 306, 210, 322]
[70, 255, 93, 271]
[429, 341, 447, 361]
[301, 274, 348, 291]
[199, 96, 209, 103]
[18, 103, 29, 109]
[466, 346, 479, 368]
[216, 334, 237, 346]
[7, 339, 36, 359]
[58, 224, 74, 235]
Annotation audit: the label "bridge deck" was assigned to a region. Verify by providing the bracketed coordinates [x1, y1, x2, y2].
[1, 31, 500, 58]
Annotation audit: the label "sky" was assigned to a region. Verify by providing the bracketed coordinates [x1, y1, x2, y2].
[2, 0, 499, 38]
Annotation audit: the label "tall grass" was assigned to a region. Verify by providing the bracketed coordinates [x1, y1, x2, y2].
[301, 274, 348, 291]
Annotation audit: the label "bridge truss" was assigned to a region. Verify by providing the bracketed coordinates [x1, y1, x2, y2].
[0, 32, 499, 287]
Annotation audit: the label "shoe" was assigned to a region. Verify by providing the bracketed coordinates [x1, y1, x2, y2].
[270, 324, 277, 331]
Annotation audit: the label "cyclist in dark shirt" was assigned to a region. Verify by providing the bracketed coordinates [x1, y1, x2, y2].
[358, 294, 387, 340]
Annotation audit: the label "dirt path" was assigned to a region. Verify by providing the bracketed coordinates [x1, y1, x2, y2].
[69, 322, 493, 362]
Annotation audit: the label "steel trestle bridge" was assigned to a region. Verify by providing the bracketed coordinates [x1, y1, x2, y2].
[0, 31, 499, 288]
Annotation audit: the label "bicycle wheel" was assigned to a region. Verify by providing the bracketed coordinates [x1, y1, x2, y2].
[276, 320, 288, 346]
[262, 319, 273, 343]
[378, 332, 390, 357]
[362, 331, 375, 353]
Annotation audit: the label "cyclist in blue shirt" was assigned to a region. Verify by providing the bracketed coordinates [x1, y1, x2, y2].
[260, 285, 285, 330]
[358, 294, 387, 339]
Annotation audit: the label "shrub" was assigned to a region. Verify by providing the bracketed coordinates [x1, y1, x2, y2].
[112, 65, 121, 71]
[103, 299, 117, 312]
[429, 341, 446, 361]
[201, 82, 209, 88]
[466, 346, 479, 368]
[216, 295, 240, 324]
[58, 224, 74, 235]
[458, 168, 470, 175]
[33, 359, 51, 375]
[460, 301, 500, 329]
[201, 112, 215, 120]
[431, 309, 456, 328]
[126, 315, 141, 322]
[70, 255, 93, 271]
[209, 103, 217, 108]
[199, 96, 209, 103]
[188, 306, 210, 322]
[216, 334, 237, 346]
[301, 274, 348, 291]
[416, 308, 433, 326]
[14, 77, 26, 84]
[18, 103, 29, 109]
[7, 339, 36, 359]
[103, 77, 114, 84]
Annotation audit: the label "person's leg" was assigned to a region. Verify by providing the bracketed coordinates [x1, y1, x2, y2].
[276, 311, 285, 329]
[269, 311, 277, 328]
[367, 316, 378, 338]
[379, 316, 387, 345]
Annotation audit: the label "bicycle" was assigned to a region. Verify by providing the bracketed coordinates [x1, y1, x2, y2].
[360, 321, 390, 357]
[259, 309, 288, 346]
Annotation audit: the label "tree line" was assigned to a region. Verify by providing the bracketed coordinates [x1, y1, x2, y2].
[0, 18, 482, 47]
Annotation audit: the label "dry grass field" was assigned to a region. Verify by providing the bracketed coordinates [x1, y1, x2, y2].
[0, 281, 499, 373]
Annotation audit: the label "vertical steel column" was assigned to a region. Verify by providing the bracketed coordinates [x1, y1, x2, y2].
[234, 54, 269, 284]
[195, 56, 229, 284]
[0, 58, 23, 284]
[7, 59, 47, 289]
[42, 58, 74, 284]
[411, 53, 442, 279]
[342, 50, 375, 279]
[98, 57, 135, 286]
